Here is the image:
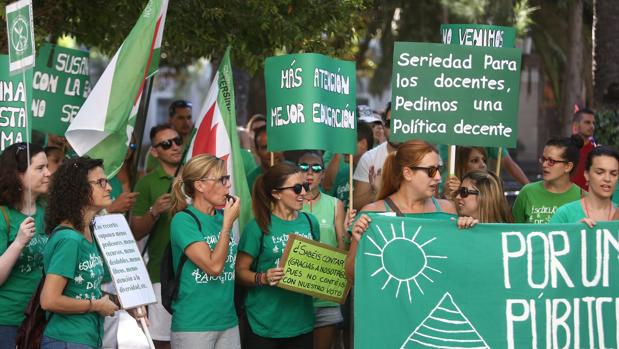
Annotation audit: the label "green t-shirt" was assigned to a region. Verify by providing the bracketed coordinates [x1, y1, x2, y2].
[246, 166, 263, 194]
[238, 214, 320, 338]
[132, 165, 173, 283]
[549, 200, 586, 224]
[43, 227, 107, 348]
[170, 206, 238, 332]
[330, 163, 351, 209]
[109, 176, 123, 202]
[0, 204, 47, 326]
[241, 148, 258, 175]
[512, 181, 582, 224]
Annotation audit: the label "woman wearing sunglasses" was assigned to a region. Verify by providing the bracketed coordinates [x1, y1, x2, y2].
[550, 146, 619, 226]
[167, 154, 241, 349]
[297, 151, 345, 349]
[0, 143, 50, 348]
[236, 162, 320, 349]
[40, 157, 119, 349]
[345, 140, 457, 281]
[512, 137, 583, 223]
[454, 170, 513, 228]
[443, 146, 488, 199]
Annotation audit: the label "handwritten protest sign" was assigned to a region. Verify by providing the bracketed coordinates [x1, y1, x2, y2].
[0, 54, 32, 151]
[390, 42, 521, 148]
[355, 214, 619, 348]
[32, 43, 91, 136]
[93, 214, 156, 309]
[278, 235, 350, 303]
[441, 24, 516, 48]
[265, 53, 356, 154]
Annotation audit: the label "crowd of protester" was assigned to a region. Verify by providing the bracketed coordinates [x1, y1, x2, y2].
[1, 101, 617, 349]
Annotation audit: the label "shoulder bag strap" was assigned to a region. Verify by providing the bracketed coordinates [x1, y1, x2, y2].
[1, 206, 10, 237]
[383, 197, 404, 217]
[301, 212, 318, 240]
[177, 209, 202, 273]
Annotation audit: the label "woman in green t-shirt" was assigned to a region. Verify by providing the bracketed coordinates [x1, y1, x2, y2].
[236, 162, 320, 349]
[551, 146, 619, 225]
[512, 137, 584, 223]
[345, 140, 457, 282]
[40, 157, 119, 349]
[0, 143, 50, 349]
[168, 154, 241, 349]
[454, 170, 514, 228]
[297, 151, 345, 349]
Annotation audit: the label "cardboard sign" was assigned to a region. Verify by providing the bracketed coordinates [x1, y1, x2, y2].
[390, 42, 521, 148]
[32, 43, 91, 136]
[354, 214, 619, 349]
[440, 24, 516, 48]
[0, 54, 32, 151]
[278, 235, 350, 304]
[5, 0, 35, 73]
[93, 214, 156, 309]
[265, 53, 356, 154]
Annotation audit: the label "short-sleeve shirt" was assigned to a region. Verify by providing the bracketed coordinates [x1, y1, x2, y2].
[238, 214, 319, 338]
[0, 204, 47, 326]
[43, 227, 107, 348]
[353, 142, 390, 184]
[132, 165, 173, 283]
[549, 200, 587, 223]
[512, 181, 582, 223]
[170, 206, 238, 332]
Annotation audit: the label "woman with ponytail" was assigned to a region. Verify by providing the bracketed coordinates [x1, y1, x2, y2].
[345, 140, 456, 282]
[168, 154, 241, 349]
[236, 162, 320, 349]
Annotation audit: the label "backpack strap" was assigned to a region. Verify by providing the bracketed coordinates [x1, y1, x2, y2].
[175, 209, 202, 275]
[301, 212, 319, 241]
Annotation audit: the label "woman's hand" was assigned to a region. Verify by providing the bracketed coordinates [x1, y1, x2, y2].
[265, 267, 284, 286]
[223, 195, 241, 229]
[580, 217, 597, 228]
[15, 217, 36, 248]
[351, 214, 371, 242]
[444, 176, 461, 199]
[456, 216, 479, 229]
[93, 295, 119, 317]
[344, 208, 357, 231]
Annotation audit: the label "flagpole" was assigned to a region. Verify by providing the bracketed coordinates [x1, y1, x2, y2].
[348, 154, 353, 210]
[21, 68, 32, 216]
[130, 76, 155, 191]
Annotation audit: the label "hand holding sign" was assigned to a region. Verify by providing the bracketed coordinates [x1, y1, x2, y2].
[265, 267, 285, 286]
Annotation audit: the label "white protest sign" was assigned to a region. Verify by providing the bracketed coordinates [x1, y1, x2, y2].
[93, 214, 156, 309]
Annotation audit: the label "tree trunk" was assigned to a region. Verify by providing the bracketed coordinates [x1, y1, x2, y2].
[593, 0, 619, 109]
[561, 0, 584, 135]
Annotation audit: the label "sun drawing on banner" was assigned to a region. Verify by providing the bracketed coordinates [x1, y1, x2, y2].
[364, 222, 447, 302]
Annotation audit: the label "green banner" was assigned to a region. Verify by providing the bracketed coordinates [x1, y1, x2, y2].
[355, 214, 619, 348]
[265, 53, 356, 154]
[31, 43, 91, 136]
[278, 235, 350, 303]
[390, 42, 521, 148]
[0, 54, 32, 151]
[6, 0, 35, 73]
[440, 24, 516, 48]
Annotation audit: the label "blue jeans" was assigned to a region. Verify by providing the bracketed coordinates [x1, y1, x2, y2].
[0, 325, 17, 349]
[40, 336, 97, 349]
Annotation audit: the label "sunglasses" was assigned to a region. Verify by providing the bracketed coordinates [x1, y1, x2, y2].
[457, 186, 480, 198]
[154, 136, 183, 150]
[200, 175, 231, 186]
[276, 182, 310, 194]
[409, 165, 442, 178]
[89, 178, 110, 189]
[538, 156, 568, 167]
[299, 163, 323, 173]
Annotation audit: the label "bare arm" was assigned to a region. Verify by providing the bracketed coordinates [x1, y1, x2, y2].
[130, 193, 171, 240]
[502, 156, 529, 185]
[40, 274, 117, 316]
[334, 199, 346, 250]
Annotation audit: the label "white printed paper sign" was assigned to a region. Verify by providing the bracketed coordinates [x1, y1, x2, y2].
[93, 214, 156, 309]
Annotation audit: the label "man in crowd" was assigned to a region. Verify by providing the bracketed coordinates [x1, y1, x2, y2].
[571, 108, 596, 190]
[246, 125, 283, 191]
[130, 124, 183, 349]
[145, 100, 193, 173]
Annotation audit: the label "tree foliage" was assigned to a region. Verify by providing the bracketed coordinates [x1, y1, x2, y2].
[0, 0, 368, 72]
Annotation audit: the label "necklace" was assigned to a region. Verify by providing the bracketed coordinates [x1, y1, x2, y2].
[582, 197, 614, 221]
[306, 192, 320, 212]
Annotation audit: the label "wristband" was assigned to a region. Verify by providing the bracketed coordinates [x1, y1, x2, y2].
[148, 206, 159, 220]
[86, 299, 93, 313]
[255, 272, 262, 286]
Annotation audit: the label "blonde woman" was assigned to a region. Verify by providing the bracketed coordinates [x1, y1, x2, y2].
[168, 154, 241, 349]
[454, 170, 514, 228]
